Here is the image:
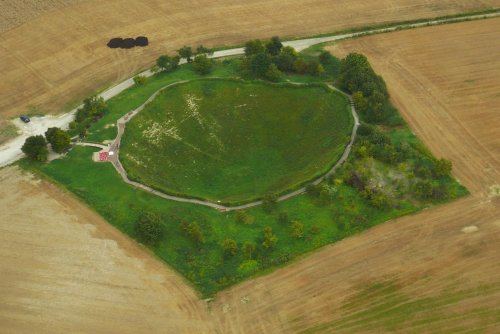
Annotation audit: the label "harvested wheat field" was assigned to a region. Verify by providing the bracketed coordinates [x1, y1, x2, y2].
[210, 18, 500, 333]
[0, 166, 214, 334]
[1, 0, 499, 121]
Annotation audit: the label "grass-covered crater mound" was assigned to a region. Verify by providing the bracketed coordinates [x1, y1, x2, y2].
[120, 79, 352, 204]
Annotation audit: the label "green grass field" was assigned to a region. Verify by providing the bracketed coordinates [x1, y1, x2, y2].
[120, 79, 351, 204]
[21, 54, 467, 297]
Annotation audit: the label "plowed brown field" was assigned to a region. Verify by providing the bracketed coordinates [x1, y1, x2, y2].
[1, 0, 499, 121]
[0, 166, 214, 334]
[1, 12, 500, 334]
[212, 18, 500, 333]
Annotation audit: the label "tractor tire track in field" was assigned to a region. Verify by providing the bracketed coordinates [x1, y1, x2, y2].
[1, 11, 498, 168]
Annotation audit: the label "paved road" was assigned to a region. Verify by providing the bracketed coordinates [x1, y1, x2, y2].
[91, 81, 359, 211]
[0, 11, 497, 168]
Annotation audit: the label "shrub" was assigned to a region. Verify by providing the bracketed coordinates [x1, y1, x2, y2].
[262, 227, 278, 249]
[222, 239, 238, 256]
[133, 75, 147, 86]
[243, 242, 256, 259]
[237, 260, 259, 276]
[291, 221, 304, 239]
[135, 212, 164, 244]
[262, 193, 277, 213]
[265, 63, 282, 82]
[235, 210, 254, 225]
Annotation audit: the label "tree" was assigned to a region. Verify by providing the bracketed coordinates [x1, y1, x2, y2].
[434, 158, 452, 177]
[291, 221, 304, 239]
[243, 242, 256, 259]
[76, 96, 107, 123]
[196, 45, 212, 55]
[181, 221, 205, 244]
[133, 75, 147, 85]
[21, 135, 48, 162]
[265, 36, 283, 56]
[177, 46, 193, 62]
[293, 58, 308, 74]
[222, 239, 238, 256]
[244, 39, 265, 56]
[192, 54, 214, 75]
[249, 53, 272, 78]
[156, 55, 180, 72]
[319, 50, 334, 66]
[265, 63, 282, 82]
[352, 91, 368, 114]
[262, 227, 278, 249]
[135, 212, 164, 244]
[45, 127, 71, 153]
[276, 46, 298, 72]
[262, 193, 277, 213]
[306, 59, 324, 76]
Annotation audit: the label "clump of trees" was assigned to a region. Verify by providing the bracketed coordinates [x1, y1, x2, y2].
[73, 96, 108, 138]
[21, 135, 48, 162]
[45, 127, 71, 153]
[135, 212, 164, 244]
[240, 36, 324, 81]
[339, 53, 394, 123]
[156, 55, 180, 72]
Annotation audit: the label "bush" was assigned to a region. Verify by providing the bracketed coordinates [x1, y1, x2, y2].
[262, 227, 278, 249]
[135, 212, 164, 244]
[291, 221, 304, 239]
[222, 239, 238, 256]
[21, 135, 48, 162]
[133, 75, 147, 86]
[193, 54, 214, 75]
[265, 63, 282, 82]
[262, 193, 277, 213]
[243, 242, 256, 259]
[235, 210, 254, 225]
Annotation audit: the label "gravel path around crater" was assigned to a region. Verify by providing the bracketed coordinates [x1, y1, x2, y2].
[84, 81, 359, 211]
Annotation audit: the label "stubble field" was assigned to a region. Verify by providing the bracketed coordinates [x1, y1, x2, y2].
[1, 0, 499, 122]
[209, 17, 500, 333]
[1, 7, 500, 334]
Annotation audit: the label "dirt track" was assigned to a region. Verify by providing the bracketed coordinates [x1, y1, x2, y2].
[1, 0, 499, 121]
[1, 11, 500, 334]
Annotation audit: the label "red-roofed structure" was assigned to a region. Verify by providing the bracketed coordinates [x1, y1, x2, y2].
[99, 152, 109, 161]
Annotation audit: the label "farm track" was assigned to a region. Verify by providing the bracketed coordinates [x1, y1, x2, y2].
[1, 0, 500, 121]
[85, 81, 359, 211]
[1, 10, 499, 168]
[1, 10, 500, 334]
